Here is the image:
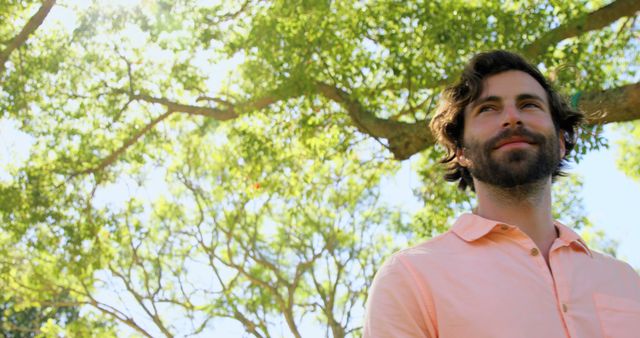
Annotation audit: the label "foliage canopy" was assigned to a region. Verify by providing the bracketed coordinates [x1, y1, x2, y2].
[1, 0, 638, 336]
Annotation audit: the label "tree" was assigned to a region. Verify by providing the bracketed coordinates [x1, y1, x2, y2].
[1, 0, 636, 336]
[0, 0, 55, 78]
[0, 295, 77, 337]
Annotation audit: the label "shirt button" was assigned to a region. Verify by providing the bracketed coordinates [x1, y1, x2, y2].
[562, 304, 568, 313]
[500, 224, 509, 231]
[530, 248, 539, 256]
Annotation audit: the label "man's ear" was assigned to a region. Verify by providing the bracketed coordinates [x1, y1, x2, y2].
[456, 148, 471, 167]
[559, 133, 566, 159]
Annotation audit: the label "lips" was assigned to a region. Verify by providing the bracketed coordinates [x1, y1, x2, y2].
[494, 136, 534, 149]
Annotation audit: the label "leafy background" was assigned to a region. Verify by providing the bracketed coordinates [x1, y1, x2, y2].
[1, 0, 639, 336]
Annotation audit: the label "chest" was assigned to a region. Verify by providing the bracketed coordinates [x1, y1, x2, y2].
[421, 246, 640, 338]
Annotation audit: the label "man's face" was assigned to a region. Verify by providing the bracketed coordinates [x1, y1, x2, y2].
[459, 70, 564, 188]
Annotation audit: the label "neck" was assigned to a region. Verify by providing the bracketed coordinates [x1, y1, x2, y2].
[473, 177, 557, 257]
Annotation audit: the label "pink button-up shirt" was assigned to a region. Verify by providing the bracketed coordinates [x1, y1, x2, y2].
[364, 213, 640, 338]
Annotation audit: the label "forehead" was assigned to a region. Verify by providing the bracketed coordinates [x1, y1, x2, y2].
[477, 70, 547, 102]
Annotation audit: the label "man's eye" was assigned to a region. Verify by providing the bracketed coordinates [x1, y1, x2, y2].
[478, 105, 496, 113]
[521, 102, 541, 109]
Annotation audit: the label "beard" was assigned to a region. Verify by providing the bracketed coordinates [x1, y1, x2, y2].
[462, 127, 562, 189]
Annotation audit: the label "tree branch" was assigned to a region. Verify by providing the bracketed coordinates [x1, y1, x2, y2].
[204, 0, 252, 24]
[376, 0, 640, 105]
[579, 82, 640, 125]
[88, 299, 154, 338]
[316, 80, 640, 160]
[0, 0, 56, 75]
[109, 264, 174, 338]
[67, 88, 292, 181]
[67, 75, 640, 184]
[316, 82, 435, 160]
[523, 0, 640, 58]
[68, 109, 173, 181]
[131, 94, 239, 121]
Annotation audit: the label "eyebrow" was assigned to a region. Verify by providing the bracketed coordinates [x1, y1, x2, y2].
[516, 93, 546, 103]
[471, 93, 547, 108]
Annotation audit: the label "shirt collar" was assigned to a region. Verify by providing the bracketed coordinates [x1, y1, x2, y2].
[452, 213, 593, 258]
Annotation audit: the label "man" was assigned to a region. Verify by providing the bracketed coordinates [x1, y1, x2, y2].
[363, 50, 640, 338]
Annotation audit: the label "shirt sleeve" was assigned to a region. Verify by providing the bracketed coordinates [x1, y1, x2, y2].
[363, 254, 435, 338]
[621, 261, 640, 295]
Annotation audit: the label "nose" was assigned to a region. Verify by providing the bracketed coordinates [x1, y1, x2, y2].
[502, 102, 522, 128]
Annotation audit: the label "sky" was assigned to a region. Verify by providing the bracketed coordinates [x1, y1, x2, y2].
[2, 2, 639, 336]
[573, 127, 640, 269]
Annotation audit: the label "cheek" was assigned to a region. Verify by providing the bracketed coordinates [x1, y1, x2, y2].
[527, 111, 556, 128]
[462, 118, 496, 144]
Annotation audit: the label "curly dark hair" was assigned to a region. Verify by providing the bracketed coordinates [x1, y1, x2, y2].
[429, 50, 584, 192]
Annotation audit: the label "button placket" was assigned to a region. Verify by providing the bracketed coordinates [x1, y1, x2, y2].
[548, 249, 573, 337]
[512, 228, 572, 336]
[509, 228, 552, 284]
[524, 243, 555, 288]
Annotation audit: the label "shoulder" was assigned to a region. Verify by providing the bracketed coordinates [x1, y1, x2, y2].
[589, 250, 640, 295]
[383, 230, 464, 269]
[590, 250, 638, 275]
[372, 230, 463, 290]
[364, 234, 451, 338]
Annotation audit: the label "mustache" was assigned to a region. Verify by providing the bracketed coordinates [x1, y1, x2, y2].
[486, 127, 547, 150]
